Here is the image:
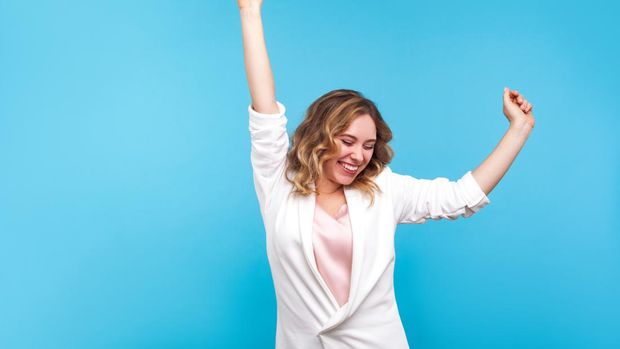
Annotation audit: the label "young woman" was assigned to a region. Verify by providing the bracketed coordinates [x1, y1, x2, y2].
[239, 1, 535, 348]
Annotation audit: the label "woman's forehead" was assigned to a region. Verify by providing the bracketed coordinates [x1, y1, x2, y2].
[341, 114, 376, 140]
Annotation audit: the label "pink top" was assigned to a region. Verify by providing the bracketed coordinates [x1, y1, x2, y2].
[312, 202, 353, 307]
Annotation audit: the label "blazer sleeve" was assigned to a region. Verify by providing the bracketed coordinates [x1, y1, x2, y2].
[248, 101, 290, 214]
[388, 167, 491, 224]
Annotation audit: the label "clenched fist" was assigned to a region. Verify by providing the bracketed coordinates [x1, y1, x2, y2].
[503, 87, 535, 129]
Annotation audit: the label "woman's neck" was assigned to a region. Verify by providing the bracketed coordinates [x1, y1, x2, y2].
[315, 177, 343, 195]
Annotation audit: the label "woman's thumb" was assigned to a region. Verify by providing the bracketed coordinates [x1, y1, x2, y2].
[503, 87, 512, 105]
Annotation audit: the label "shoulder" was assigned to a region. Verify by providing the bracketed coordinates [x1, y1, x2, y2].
[364, 165, 395, 198]
[374, 165, 394, 186]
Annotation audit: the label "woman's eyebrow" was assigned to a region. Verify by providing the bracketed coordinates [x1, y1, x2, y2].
[341, 134, 376, 142]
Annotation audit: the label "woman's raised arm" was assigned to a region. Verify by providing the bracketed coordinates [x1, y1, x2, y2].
[238, 0, 279, 114]
[471, 88, 536, 195]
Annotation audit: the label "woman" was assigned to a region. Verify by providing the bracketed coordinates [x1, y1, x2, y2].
[239, 1, 535, 348]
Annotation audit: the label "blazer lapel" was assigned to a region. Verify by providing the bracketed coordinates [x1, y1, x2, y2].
[343, 186, 366, 310]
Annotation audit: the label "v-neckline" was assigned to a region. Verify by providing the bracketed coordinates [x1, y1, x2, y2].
[315, 202, 348, 221]
[299, 185, 367, 326]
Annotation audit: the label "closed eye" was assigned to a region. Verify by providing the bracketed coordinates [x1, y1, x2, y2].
[342, 139, 374, 150]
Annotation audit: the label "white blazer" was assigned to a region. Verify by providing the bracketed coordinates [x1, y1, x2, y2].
[249, 102, 490, 349]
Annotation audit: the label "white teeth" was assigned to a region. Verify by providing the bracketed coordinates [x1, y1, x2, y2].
[339, 162, 358, 171]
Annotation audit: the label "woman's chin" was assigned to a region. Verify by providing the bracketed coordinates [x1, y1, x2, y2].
[336, 174, 356, 185]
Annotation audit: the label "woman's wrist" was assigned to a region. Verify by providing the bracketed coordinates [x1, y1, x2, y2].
[239, 3, 261, 13]
[240, 5, 262, 23]
[508, 121, 533, 138]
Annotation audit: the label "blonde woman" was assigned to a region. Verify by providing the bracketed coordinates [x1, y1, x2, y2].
[239, 1, 535, 347]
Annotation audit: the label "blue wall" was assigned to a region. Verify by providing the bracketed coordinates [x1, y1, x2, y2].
[1, 0, 618, 348]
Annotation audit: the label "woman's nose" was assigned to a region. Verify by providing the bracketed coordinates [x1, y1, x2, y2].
[350, 146, 363, 162]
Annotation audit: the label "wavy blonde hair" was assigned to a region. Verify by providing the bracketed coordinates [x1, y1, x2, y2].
[285, 89, 395, 206]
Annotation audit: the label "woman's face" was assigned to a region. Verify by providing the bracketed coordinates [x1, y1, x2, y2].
[321, 114, 377, 189]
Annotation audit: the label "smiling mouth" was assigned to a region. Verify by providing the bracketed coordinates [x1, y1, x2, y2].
[338, 161, 359, 174]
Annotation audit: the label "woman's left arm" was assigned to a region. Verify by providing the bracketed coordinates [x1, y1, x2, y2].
[471, 87, 536, 196]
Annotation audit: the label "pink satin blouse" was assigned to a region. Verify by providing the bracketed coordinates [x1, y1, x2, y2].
[312, 202, 353, 307]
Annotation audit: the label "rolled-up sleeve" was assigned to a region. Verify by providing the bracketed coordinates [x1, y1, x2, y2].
[248, 102, 289, 213]
[388, 167, 491, 224]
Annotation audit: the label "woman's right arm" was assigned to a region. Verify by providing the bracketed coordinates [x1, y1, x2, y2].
[240, 1, 288, 217]
[238, 0, 279, 114]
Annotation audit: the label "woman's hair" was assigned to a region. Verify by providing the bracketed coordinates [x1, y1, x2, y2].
[285, 89, 395, 206]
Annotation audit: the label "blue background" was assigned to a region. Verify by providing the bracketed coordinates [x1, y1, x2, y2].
[1, 0, 618, 348]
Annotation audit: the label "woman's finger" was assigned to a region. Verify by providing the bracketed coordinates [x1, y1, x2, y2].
[517, 96, 524, 104]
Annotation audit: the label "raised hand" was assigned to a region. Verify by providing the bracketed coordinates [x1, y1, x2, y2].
[472, 88, 536, 196]
[502, 87, 535, 129]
